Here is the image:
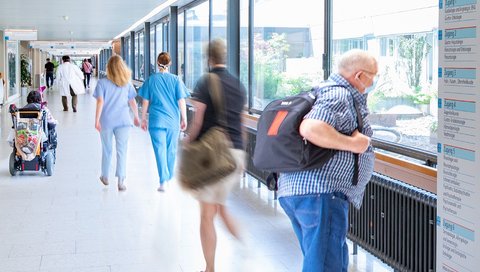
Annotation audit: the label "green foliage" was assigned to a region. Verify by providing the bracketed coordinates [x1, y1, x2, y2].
[411, 92, 432, 104]
[284, 76, 312, 96]
[20, 54, 31, 87]
[254, 33, 289, 99]
[51, 59, 60, 70]
[396, 35, 431, 89]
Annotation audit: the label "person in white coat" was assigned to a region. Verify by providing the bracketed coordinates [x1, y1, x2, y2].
[56, 55, 85, 112]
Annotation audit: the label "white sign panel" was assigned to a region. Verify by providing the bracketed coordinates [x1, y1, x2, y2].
[4, 30, 37, 41]
[437, 0, 480, 271]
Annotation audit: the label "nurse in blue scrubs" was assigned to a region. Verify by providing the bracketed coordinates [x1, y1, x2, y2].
[139, 52, 188, 192]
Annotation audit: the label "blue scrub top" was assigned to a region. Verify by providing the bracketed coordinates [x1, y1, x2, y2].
[138, 72, 189, 130]
[93, 78, 137, 130]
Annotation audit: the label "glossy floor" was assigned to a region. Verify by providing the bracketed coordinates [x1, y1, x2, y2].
[0, 81, 392, 271]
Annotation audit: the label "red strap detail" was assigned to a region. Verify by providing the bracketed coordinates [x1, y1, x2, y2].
[267, 111, 288, 136]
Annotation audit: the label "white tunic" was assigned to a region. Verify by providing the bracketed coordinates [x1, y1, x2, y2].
[56, 62, 85, 96]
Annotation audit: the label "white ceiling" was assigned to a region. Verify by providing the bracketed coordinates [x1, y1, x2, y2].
[0, 0, 171, 55]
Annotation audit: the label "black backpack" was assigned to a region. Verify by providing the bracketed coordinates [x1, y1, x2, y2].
[253, 82, 362, 190]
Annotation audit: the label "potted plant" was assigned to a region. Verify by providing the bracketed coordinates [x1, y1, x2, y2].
[20, 54, 31, 95]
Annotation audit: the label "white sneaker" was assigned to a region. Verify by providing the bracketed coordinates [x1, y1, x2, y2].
[118, 178, 126, 191]
[157, 184, 165, 192]
[99, 176, 108, 186]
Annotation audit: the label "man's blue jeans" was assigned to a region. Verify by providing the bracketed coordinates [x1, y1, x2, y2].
[279, 192, 349, 272]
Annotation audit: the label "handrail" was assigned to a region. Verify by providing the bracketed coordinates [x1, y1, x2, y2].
[371, 138, 437, 167]
[243, 113, 437, 166]
[242, 112, 438, 193]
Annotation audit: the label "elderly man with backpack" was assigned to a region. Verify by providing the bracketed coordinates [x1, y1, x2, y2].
[275, 49, 377, 272]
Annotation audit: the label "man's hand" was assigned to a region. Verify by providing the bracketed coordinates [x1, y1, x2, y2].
[350, 130, 371, 154]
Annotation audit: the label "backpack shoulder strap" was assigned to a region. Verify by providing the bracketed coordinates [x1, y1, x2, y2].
[313, 82, 362, 131]
[208, 73, 228, 127]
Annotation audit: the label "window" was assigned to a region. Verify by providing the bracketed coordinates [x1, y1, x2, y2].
[150, 25, 156, 75]
[163, 23, 169, 51]
[138, 31, 145, 80]
[178, 12, 185, 82]
[332, 0, 439, 153]
[185, 1, 209, 89]
[155, 24, 164, 72]
[134, 34, 139, 78]
[125, 37, 130, 67]
[6, 41, 19, 98]
[211, 0, 227, 40]
[239, 0, 249, 99]
[252, 0, 325, 110]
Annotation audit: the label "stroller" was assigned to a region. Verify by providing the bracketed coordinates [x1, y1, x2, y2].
[8, 102, 57, 176]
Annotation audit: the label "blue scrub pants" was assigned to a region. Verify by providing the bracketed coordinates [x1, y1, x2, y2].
[149, 127, 179, 184]
[100, 126, 131, 180]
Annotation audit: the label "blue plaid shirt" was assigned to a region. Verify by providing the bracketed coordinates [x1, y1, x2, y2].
[278, 73, 375, 208]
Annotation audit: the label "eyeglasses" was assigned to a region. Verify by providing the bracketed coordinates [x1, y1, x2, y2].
[362, 70, 379, 82]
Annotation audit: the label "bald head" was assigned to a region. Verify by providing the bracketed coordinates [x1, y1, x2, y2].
[338, 49, 377, 77]
[337, 49, 378, 93]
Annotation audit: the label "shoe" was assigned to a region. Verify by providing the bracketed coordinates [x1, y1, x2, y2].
[73, 107, 77, 113]
[63, 108, 68, 111]
[157, 184, 165, 192]
[118, 178, 126, 191]
[99, 176, 108, 186]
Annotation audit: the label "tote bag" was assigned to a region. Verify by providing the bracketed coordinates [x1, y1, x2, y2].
[179, 73, 236, 190]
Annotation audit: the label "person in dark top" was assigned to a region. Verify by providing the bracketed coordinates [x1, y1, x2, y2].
[186, 39, 247, 272]
[44, 58, 55, 88]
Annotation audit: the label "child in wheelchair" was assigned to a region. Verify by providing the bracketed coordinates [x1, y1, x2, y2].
[7, 89, 58, 176]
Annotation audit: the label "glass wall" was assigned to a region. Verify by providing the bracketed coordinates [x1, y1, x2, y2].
[138, 31, 145, 80]
[178, 12, 185, 82]
[125, 37, 131, 67]
[211, 0, 227, 40]
[185, 1, 209, 88]
[155, 23, 164, 73]
[150, 25, 155, 75]
[134, 34, 139, 79]
[252, 0, 325, 110]
[163, 23, 169, 51]
[332, 0, 439, 153]
[239, 0, 249, 101]
[6, 41, 19, 99]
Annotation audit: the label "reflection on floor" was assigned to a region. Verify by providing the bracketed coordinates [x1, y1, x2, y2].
[0, 79, 392, 271]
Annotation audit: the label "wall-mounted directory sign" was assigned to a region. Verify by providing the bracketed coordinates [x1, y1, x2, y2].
[437, 1, 479, 271]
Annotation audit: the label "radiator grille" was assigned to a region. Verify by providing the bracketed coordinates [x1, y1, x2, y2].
[348, 173, 437, 272]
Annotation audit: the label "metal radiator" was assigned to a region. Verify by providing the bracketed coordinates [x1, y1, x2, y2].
[348, 173, 437, 272]
[245, 131, 270, 183]
[244, 131, 437, 272]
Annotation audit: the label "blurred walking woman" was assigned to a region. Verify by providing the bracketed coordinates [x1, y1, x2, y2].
[139, 52, 188, 192]
[93, 55, 140, 191]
